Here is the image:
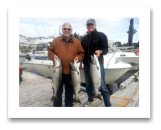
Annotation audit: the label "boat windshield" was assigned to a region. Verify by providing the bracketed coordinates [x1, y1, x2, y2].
[21, 50, 30, 53]
[36, 43, 49, 51]
[108, 46, 120, 53]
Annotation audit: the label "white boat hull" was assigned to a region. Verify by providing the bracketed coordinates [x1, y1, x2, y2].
[80, 68, 131, 85]
[120, 56, 139, 64]
[22, 60, 132, 85]
[22, 60, 53, 77]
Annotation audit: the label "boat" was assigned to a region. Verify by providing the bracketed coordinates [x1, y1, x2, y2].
[80, 51, 133, 85]
[21, 38, 133, 85]
[20, 38, 54, 77]
[107, 43, 139, 64]
[80, 61, 132, 85]
[22, 58, 132, 85]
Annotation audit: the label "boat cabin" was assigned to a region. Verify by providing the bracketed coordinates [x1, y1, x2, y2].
[29, 39, 53, 60]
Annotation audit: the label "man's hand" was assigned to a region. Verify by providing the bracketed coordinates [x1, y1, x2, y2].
[95, 50, 102, 57]
[79, 62, 83, 70]
[54, 55, 58, 61]
[74, 56, 78, 63]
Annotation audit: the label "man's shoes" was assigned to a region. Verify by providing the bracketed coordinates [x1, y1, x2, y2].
[83, 100, 95, 107]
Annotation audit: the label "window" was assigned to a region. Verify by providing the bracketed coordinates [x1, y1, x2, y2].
[36, 43, 49, 51]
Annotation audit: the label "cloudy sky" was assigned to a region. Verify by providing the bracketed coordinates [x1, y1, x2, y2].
[19, 17, 139, 44]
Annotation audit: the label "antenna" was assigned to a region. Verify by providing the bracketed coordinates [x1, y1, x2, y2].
[59, 25, 63, 35]
[40, 18, 49, 38]
[54, 30, 56, 37]
[32, 18, 41, 37]
[45, 20, 52, 36]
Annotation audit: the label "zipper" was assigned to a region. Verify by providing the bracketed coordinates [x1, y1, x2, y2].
[88, 34, 91, 63]
[85, 39, 88, 49]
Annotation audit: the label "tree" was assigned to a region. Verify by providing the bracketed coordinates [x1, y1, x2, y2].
[78, 35, 84, 43]
[74, 32, 79, 39]
[114, 41, 121, 47]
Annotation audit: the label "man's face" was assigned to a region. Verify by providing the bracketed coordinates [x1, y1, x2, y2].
[86, 23, 96, 33]
[62, 25, 72, 38]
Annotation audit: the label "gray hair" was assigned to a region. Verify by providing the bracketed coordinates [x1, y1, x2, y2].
[62, 22, 72, 29]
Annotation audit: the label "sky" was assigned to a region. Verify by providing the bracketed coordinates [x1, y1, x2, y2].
[8, 6, 151, 118]
[19, 17, 139, 44]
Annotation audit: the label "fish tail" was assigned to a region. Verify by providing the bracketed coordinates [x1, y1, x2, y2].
[72, 98, 81, 104]
[51, 96, 59, 102]
[92, 94, 102, 100]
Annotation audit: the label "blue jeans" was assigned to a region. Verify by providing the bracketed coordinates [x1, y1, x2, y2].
[53, 74, 73, 107]
[84, 63, 111, 107]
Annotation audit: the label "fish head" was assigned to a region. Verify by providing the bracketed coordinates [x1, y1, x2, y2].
[70, 61, 77, 71]
[70, 61, 80, 73]
[90, 54, 98, 65]
[55, 58, 62, 68]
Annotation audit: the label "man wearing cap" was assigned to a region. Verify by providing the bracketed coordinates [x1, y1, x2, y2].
[81, 19, 111, 107]
[48, 23, 85, 107]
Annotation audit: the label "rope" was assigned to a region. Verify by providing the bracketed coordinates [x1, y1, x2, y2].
[32, 18, 41, 37]
[40, 18, 49, 38]
[44, 18, 53, 37]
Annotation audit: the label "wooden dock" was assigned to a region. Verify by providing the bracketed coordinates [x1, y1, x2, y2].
[19, 71, 139, 107]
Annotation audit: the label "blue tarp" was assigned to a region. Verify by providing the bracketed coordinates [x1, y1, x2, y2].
[32, 72, 39, 74]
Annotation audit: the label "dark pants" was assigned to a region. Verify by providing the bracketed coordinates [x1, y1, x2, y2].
[84, 63, 111, 107]
[53, 74, 73, 107]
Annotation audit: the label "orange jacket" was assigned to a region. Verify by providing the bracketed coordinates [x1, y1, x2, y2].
[48, 36, 85, 74]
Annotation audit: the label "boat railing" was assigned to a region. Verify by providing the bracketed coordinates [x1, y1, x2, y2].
[107, 47, 120, 65]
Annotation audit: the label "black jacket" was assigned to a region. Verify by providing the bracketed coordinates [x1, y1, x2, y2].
[81, 29, 108, 65]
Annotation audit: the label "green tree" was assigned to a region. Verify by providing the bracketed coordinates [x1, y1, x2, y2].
[74, 32, 79, 39]
[114, 41, 121, 47]
[78, 35, 84, 43]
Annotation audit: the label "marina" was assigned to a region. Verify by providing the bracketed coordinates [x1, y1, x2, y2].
[20, 38, 139, 85]
[19, 18, 139, 108]
[19, 70, 139, 107]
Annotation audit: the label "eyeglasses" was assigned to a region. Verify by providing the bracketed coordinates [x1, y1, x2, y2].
[63, 28, 71, 31]
[87, 23, 94, 26]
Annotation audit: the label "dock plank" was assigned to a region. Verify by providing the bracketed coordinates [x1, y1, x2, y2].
[90, 100, 103, 107]
[126, 85, 139, 107]
[97, 96, 119, 107]
[135, 100, 139, 107]
[110, 82, 138, 107]
[19, 71, 139, 107]
[20, 91, 53, 107]
[73, 92, 88, 107]
[116, 98, 130, 107]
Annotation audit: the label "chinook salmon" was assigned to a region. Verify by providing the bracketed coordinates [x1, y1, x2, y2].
[51, 58, 62, 102]
[70, 61, 81, 104]
[90, 54, 102, 100]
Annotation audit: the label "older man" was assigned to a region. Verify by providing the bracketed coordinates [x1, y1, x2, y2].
[48, 23, 85, 107]
[81, 19, 111, 107]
